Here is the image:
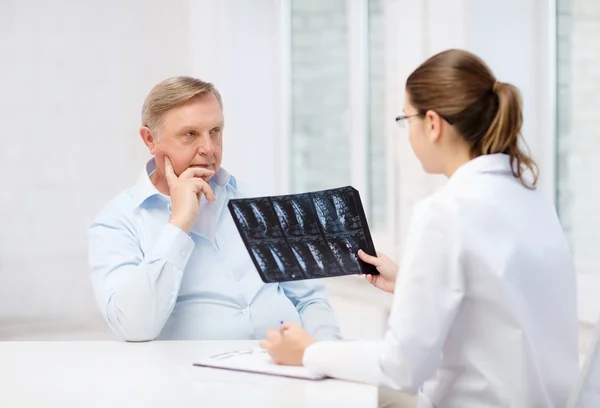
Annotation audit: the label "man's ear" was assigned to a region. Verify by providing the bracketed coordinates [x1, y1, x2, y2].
[425, 110, 443, 143]
[139, 126, 157, 154]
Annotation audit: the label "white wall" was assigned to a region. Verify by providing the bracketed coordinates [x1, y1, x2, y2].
[0, 0, 193, 323]
[218, 0, 284, 197]
[557, 0, 600, 326]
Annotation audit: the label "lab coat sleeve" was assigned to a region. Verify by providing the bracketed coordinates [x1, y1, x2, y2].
[87, 215, 194, 342]
[303, 200, 465, 393]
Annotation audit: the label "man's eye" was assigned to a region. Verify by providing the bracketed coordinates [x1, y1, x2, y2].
[210, 128, 221, 136]
[186, 131, 197, 137]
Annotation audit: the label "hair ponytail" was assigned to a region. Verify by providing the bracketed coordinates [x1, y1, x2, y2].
[480, 82, 539, 188]
[406, 49, 539, 189]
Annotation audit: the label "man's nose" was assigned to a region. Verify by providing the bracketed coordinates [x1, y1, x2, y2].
[197, 134, 215, 156]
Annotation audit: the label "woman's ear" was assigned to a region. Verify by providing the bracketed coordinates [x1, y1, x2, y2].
[139, 126, 157, 155]
[425, 110, 443, 143]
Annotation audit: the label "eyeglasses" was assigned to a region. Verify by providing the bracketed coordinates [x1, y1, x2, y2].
[396, 112, 456, 128]
[395, 114, 421, 128]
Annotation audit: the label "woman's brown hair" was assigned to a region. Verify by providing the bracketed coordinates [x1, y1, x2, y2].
[405, 49, 538, 188]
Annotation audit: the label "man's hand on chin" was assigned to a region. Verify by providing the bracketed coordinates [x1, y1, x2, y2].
[165, 156, 216, 234]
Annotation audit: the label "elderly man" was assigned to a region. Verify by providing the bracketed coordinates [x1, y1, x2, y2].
[88, 76, 341, 341]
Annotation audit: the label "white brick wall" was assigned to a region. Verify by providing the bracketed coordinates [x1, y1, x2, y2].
[557, 0, 600, 324]
[289, 0, 388, 229]
[557, 0, 573, 235]
[290, 0, 352, 193]
[367, 0, 388, 230]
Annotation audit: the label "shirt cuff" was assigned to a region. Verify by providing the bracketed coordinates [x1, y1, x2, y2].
[147, 223, 195, 270]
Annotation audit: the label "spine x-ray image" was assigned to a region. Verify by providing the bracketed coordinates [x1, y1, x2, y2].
[227, 186, 378, 283]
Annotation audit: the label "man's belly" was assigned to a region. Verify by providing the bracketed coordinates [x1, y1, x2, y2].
[157, 284, 301, 340]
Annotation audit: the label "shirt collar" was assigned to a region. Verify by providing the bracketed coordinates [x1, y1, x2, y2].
[448, 153, 514, 186]
[130, 157, 235, 208]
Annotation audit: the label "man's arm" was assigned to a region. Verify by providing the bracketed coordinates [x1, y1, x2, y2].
[88, 156, 215, 341]
[88, 218, 194, 341]
[280, 279, 342, 340]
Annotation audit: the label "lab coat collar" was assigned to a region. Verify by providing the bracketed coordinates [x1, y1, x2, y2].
[448, 153, 514, 187]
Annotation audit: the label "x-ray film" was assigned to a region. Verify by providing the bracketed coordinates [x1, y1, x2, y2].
[227, 186, 378, 283]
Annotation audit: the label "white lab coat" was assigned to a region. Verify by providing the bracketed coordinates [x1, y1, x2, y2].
[304, 154, 579, 407]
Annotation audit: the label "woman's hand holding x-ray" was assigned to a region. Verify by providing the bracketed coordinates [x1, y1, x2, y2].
[358, 250, 398, 293]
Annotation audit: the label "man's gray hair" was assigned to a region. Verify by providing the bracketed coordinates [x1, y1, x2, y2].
[142, 76, 223, 134]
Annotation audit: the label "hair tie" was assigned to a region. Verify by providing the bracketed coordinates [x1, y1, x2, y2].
[492, 81, 500, 93]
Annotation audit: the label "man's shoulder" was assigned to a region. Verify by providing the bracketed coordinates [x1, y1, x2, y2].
[90, 187, 141, 228]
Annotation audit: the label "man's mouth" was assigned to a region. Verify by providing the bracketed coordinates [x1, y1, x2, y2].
[190, 163, 214, 169]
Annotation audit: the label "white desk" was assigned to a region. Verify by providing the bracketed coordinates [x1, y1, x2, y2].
[0, 340, 377, 408]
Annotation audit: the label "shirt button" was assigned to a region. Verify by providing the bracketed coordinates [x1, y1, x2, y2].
[240, 308, 248, 315]
[180, 251, 187, 257]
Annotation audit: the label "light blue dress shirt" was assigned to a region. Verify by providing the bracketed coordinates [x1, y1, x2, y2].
[87, 158, 341, 341]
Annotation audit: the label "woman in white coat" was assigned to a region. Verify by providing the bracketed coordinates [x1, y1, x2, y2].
[259, 49, 579, 407]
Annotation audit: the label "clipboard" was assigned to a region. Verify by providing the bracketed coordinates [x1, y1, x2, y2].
[193, 349, 325, 380]
[227, 186, 378, 283]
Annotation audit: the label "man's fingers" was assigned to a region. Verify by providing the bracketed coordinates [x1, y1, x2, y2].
[179, 166, 216, 180]
[164, 156, 177, 185]
[198, 182, 216, 202]
[358, 249, 382, 266]
[189, 179, 216, 201]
